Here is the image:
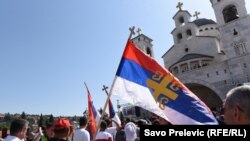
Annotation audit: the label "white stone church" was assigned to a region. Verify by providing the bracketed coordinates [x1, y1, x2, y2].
[132, 0, 250, 110]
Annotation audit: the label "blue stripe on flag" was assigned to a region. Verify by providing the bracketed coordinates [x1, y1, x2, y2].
[92, 104, 98, 118]
[109, 101, 116, 118]
[117, 58, 153, 87]
[117, 58, 215, 123]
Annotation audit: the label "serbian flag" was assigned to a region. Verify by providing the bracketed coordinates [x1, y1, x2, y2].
[110, 40, 218, 125]
[105, 99, 121, 127]
[85, 83, 101, 139]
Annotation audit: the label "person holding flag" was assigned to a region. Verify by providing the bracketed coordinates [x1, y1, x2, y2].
[102, 86, 121, 140]
[84, 82, 101, 140]
[103, 85, 121, 127]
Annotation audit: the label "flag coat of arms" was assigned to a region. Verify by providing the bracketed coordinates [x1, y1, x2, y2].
[110, 40, 218, 125]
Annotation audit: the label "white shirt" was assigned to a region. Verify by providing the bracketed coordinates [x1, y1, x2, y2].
[106, 127, 117, 139]
[95, 131, 113, 141]
[124, 122, 138, 141]
[73, 128, 90, 141]
[4, 136, 24, 141]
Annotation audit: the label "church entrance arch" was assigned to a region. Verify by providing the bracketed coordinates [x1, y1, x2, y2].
[185, 83, 223, 110]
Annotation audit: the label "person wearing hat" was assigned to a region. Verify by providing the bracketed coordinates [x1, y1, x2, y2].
[49, 118, 73, 141]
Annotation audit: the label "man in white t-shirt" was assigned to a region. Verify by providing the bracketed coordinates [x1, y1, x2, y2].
[4, 119, 29, 141]
[73, 117, 90, 141]
[95, 121, 112, 141]
[105, 119, 121, 140]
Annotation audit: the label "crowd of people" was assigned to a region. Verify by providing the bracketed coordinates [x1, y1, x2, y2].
[1, 85, 250, 141]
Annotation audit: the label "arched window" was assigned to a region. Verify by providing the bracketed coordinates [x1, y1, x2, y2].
[179, 17, 184, 24]
[186, 29, 192, 36]
[177, 33, 182, 39]
[223, 5, 239, 23]
[177, 33, 183, 43]
[146, 47, 152, 57]
[173, 67, 179, 74]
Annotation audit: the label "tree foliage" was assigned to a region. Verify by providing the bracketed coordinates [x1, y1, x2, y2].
[38, 114, 44, 127]
[4, 113, 12, 121]
[21, 111, 26, 119]
[49, 114, 54, 123]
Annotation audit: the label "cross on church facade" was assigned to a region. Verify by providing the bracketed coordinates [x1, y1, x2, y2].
[176, 2, 183, 11]
[136, 28, 142, 35]
[128, 26, 135, 40]
[193, 11, 200, 19]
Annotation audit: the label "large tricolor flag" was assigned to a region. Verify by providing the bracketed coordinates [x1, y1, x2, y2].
[85, 83, 101, 139]
[110, 40, 218, 125]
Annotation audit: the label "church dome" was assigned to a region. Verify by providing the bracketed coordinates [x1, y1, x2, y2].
[193, 18, 216, 26]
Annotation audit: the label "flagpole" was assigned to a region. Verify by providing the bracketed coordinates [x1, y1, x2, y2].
[94, 79, 118, 141]
[84, 82, 88, 92]
[94, 26, 135, 140]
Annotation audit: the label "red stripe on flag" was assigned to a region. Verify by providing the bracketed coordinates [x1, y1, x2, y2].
[87, 90, 97, 139]
[122, 40, 190, 92]
[123, 40, 167, 75]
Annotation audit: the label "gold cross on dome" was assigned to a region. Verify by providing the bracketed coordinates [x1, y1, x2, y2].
[176, 2, 183, 11]
[128, 26, 135, 40]
[136, 28, 142, 35]
[193, 11, 201, 19]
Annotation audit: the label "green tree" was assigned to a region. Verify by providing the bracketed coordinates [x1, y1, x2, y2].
[45, 117, 49, 126]
[27, 117, 35, 126]
[21, 112, 26, 119]
[49, 114, 54, 123]
[4, 113, 11, 121]
[38, 114, 44, 127]
[0, 122, 10, 130]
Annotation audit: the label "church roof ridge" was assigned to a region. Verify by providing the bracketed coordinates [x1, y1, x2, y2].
[192, 18, 217, 26]
[132, 33, 153, 42]
[172, 10, 192, 19]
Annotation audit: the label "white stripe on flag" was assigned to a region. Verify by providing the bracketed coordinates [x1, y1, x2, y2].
[111, 76, 169, 121]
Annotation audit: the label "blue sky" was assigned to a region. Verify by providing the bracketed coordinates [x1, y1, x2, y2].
[0, 0, 249, 116]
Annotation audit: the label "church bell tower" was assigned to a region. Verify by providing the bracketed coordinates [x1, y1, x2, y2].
[132, 28, 154, 58]
[210, 0, 248, 26]
[210, 0, 250, 59]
